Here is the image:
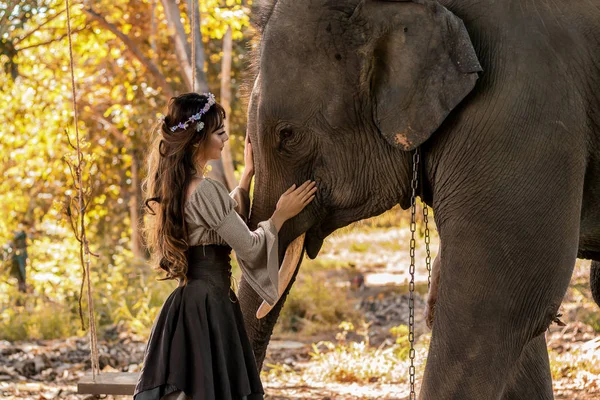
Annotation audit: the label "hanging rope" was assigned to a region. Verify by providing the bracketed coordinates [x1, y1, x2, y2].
[191, 0, 196, 91]
[65, 0, 100, 380]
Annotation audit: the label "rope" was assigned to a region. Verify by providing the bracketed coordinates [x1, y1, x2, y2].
[191, 0, 196, 91]
[65, 0, 100, 380]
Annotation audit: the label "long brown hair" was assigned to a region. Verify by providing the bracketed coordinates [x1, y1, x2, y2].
[143, 92, 225, 284]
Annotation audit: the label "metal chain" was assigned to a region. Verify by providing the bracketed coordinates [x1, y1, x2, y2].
[408, 148, 420, 400]
[423, 200, 432, 289]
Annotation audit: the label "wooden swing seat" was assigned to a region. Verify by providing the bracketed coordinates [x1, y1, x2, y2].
[77, 372, 139, 395]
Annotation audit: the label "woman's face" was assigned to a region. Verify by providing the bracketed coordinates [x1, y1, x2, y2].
[197, 122, 228, 163]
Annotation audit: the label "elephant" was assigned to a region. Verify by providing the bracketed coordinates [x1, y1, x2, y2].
[425, 255, 440, 330]
[237, 0, 600, 398]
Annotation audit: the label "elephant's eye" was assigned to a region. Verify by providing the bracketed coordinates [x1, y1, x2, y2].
[278, 127, 294, 152]
[279, 127, 293, 140]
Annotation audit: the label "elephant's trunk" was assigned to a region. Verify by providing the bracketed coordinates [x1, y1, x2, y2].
[239, 188, 307, 367]
[238, 244, 305, 368]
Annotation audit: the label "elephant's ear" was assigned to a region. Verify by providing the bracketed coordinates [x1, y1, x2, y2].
[251, 0, 278, 32]
[369, 0, 482, 150]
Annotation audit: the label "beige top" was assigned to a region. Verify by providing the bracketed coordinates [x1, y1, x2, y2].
[184, 178, 279, 306]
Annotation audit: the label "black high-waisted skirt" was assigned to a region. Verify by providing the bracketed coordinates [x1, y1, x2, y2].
[134, 245, 264, 400]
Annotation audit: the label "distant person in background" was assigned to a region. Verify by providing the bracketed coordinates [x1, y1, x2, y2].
[135, 92, 317, 400]
[4, 229, 28, 294]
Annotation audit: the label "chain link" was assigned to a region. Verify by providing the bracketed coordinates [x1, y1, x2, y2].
[423, 200, 432, 289]
[408, 148, 420, 400]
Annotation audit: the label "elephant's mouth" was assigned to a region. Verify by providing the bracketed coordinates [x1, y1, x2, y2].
[304, 229, 325, 259]
[285, 195, 369, 260]
[303, 209, 363, 259]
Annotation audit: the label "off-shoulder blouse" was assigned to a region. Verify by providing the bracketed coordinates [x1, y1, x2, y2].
[184, 178, 279, 306]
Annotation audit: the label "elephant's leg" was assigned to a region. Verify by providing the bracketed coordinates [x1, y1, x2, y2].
[419, 226, 576, 399]
[501, 334, 553, 400]
[425, 255, 441, 329]
[418, 160, 584, 400]
[417, 107, 589, 398]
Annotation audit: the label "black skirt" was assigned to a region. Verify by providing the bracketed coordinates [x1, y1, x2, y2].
[134, 245, 264, 400]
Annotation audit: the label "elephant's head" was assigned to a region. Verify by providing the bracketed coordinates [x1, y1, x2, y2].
[247, 0, 481, 260]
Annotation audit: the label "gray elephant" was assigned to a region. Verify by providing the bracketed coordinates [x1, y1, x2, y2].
[237, 0, 600, 398]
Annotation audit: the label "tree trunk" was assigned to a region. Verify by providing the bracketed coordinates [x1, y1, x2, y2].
[220, 27, 238, 189]
[189, 0, 207, 92]
[161, 0, 208, 93]
[150, 0, 157, 61]
[129, 151, 144, 259]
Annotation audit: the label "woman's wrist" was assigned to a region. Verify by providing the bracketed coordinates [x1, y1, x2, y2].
[270, 210, 286, 232]
[239, 172, 253, 192]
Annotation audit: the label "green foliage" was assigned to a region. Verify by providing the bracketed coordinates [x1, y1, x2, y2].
[350, 242, 369, 253]
[309, 340, 402, 384]
[583, 312, 600, 333]
[389, 324, 410, 360]
[0, 0, 256, 341]
[274, 261, 359, 336]
[300, 322, 422, 385]
[201, 0, 251, 41]
[110, 278, 176, 338]
[0, 286, 79, 341]
[568, 285, 600, 333]
[0, 235, 176, 341]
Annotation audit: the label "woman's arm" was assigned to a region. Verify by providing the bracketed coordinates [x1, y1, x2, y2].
[239, 135, 254, 193]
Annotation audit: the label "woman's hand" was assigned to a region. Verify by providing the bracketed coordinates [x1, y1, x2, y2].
[239, 135, 254, 192]
[271, 180, 317, 231]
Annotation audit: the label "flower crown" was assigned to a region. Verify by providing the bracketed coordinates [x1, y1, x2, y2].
[159, 92, 216, 133]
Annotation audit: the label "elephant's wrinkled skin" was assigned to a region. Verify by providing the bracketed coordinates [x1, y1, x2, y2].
[237, 0, 600, 398]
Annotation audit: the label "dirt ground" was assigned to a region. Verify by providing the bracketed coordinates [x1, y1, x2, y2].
[1, 227, 598, 399]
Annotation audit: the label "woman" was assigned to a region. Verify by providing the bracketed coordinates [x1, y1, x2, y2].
[135, 92, 317, 400]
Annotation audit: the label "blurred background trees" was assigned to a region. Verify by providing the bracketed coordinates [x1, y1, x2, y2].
[0, 0, 256, 339]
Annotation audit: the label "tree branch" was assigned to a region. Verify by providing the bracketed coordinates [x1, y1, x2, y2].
[17, 26, 87, 51]
[87, 113, 129, 143]
[82, 7, 175, 97]
[0, 2, 18, 35]
[15, 8, 67, 45]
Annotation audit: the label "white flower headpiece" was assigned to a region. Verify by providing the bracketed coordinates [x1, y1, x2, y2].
[158, 92, 216, 133]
